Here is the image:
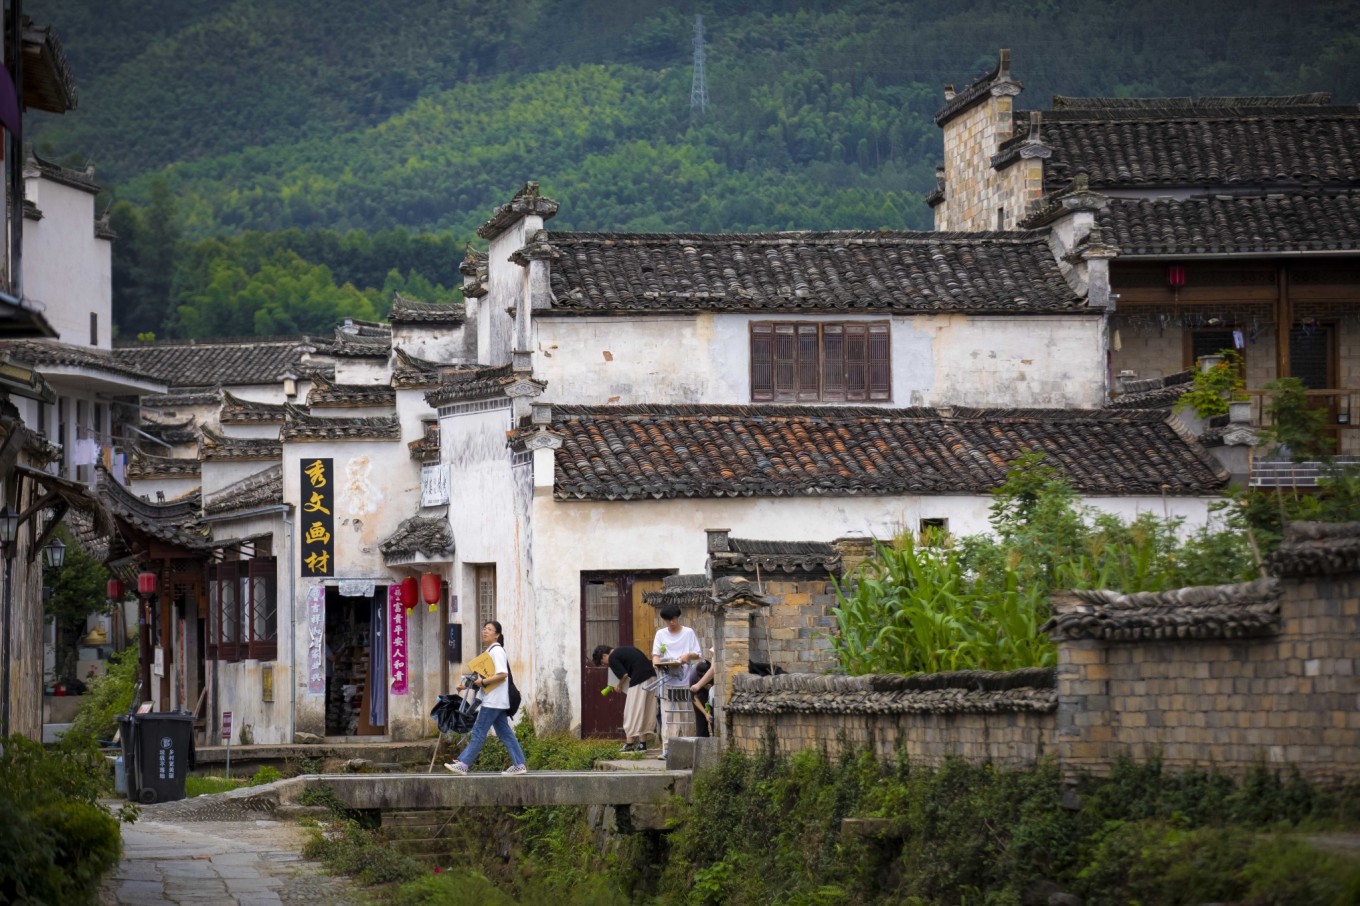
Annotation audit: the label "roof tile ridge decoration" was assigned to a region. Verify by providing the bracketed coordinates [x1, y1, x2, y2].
[305, 372, 397, 408]
[1018, 172, 1109, 230]
[319, 322, 392, 358]
[202, 464, 284, 516]
[24, 151, 100, 194]
[1043, 578, 1283, 642]
[711, 537, 843, 576]
[200, 424, 283, 461]
[476, 181, 560, 242]
[424, 362, 545, 408]
[142, 390, 221, 408]
[1050, 93, 1333, 112]
[94, 211, 117, 241]
[548, 403, 1174, 423]
[281, 402, 400, 442]
[1267, 521, 1360, 578]
[221, 390, 287, 424]
[388, 291, 466, 325]
[22, 19, 78, 111]
[549, 228, 1048, 244]
[459, 244, 489, 298]
[924, 165, 946, 209]
[379, 516, 454, 562]
[112, 335, 319, 350]
[126, 447, 202, 480]
[934, 47, 1022, 127]
[991, 110, 1052, 172]
[642, 574, 713, 611]
[728, 668, 1058, 716]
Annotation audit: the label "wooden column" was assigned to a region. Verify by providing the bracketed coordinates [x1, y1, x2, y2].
[1277, 263, 1292, 380]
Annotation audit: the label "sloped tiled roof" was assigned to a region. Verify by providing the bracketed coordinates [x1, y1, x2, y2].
[142, 390, 221, 408]
[310, 322, 391, 358]
[642, 574, 711, 611]
[425, 363, 544, 407]
[200, 426, 282, 462]
[202, 464, 284, 516]
[98, 469, 209, 550]
[281, 403, 400, 442]
[408, 421, 439, 463]
[711, 538, 842, 576]
[1108, 370, 1193, 410]
[1268, 521, 1360, 578]
[139, 416, 198, 445]
[1044, 579, 1281, 642]
[1024, 97, 1360, 191]
[0, 339, 160, 383]
[125, 448, 201, 480]
[730, 669, 1057, 716]
[388, 292, 466, 325]
[221, 390, 287, 425]
[545, 405, 1226, 501]
[113, 337, 316, 387]
[934, 49, 1020, 127]
[392, 348, 450, 390]
[1098, 193, 1360, 256]
[543, 230, 1085, 314]
[379, 516, 454, 561]
[306, 373, 396, 408]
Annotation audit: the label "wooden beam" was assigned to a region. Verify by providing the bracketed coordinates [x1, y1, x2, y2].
[1277, 264, 1292, 380]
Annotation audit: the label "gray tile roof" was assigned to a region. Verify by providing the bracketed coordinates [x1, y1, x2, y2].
[200, 426, 282, 462]
[221, 391, 287, 425]
[642, 574, 712, 611]
[281, 403, 400, 442]
[98, 469, 209, 550]
[543, 230, 1085, 314]
[424, 364, 545, 407]
[0, 339, 160, 383]
[543, 404, 1226, 501]
[729, 669, 1057, 716]
[310, 322, 391, 358]
[1021, 96, 1360, 191]
[1107, 370, 1193, 410]
[113, 337, 316, 387]
[125, 448, 201, 479]
[1044, 579, 1281, 642]
[1098, 193, 1360, 256]
[379, 516, 454, 561]
[388, 292, 466, 325]
[1267, 521, 1360, 578]
[306, 373, 396, 408]
[202, 465, 284, 516]
[392, 348, 448, 390]
[139, 416, 199, 446]
[710, 538, 842, 577]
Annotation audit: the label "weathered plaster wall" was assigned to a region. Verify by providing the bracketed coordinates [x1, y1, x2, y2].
[533, 313, 1107, 409]
[23, 175, 111, 347]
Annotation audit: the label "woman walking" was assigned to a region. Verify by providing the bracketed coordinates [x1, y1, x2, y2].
[445, 621, 528, 775]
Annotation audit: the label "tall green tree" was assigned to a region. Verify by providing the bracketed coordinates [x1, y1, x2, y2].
[42, 525, 111, 688]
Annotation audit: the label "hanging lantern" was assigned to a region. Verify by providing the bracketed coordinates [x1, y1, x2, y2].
[421, 573, 441, 611]
[1167, 264, 1186, 304]
[400, 576, 418, 612]
[106, 578, 124, 601]
[137, 571, 157, 598]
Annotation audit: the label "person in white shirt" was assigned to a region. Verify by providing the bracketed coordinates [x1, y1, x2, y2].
[444, 621, 528, 775]
[652, 604, 704, 758]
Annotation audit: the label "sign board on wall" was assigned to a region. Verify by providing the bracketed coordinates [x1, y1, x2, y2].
[221, 710, 233, 743]
[300, 458, 335, 577]
[421, 462, 449, 507]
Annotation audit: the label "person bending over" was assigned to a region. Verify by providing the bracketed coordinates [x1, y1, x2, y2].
[591, 644, 658, 753]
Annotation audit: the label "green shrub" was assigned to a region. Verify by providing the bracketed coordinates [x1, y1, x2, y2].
[0, 735, 124, 905]
[251, 765, 283, 786]
[67, 645, 139, 743]
[303, 820, 424, 885]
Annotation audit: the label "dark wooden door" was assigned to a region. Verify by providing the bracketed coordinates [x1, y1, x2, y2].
[579, 573, 665, 738]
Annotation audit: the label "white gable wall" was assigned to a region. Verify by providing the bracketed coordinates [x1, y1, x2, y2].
[22, 174, 111, 347]
[532, 312, 1107, 409]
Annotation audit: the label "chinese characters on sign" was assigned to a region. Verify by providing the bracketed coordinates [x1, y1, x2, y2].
[300, 458, 335, 577]
[307, 586, 326, 695]
[389, 585, 409, 696]
[158, 735, 178, 780]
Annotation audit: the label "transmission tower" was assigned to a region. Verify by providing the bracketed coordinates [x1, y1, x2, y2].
[690, 14, 709, 115]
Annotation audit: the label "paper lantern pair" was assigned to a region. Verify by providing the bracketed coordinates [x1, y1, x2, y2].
[400, 574, 442, 612]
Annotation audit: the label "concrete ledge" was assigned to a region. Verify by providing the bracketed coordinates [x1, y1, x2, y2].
[282, 771, 691, 810]
[666, 737, 724, 772]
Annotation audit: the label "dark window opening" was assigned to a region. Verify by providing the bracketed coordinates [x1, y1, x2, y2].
[751, 321, 891, 402]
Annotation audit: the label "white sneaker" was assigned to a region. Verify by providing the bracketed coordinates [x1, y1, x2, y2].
[444, 761, 468, 775]
[502, 763, 527, 775]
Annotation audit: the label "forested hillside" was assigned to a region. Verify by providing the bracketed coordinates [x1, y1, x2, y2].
[27, 0, 1360, 339]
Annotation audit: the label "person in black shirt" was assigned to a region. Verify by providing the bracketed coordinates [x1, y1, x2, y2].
[592, 644, 658, 753]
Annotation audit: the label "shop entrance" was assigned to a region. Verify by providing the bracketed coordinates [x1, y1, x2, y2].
[324, 586, 386, 737]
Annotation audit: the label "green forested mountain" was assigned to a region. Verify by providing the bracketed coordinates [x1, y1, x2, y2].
[26, 0, 1360, 338]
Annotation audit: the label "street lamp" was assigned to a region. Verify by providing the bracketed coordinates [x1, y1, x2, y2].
[43, 537, 65, 570]
[0, 504, 19, 738]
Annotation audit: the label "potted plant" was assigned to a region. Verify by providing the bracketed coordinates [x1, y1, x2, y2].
[1174, 350, 1247, 420]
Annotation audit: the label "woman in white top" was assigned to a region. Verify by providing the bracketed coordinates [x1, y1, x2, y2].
[444, 621, 528, 775]
[652, 604, 704, 757]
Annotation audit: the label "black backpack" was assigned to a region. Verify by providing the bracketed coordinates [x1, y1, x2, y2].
[430, 689, 479, 734]
[492, 644, 522, 718]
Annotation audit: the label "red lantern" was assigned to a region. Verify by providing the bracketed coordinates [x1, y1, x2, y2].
[400, 576, 418, 611]
[421, 573, 441, 607]
[106, 578, 124, 601]
[137, 571, 157, 598]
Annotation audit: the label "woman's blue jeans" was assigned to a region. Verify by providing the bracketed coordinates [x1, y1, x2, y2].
[456, 705, 526, 768]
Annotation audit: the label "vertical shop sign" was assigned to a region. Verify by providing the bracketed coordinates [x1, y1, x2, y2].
[300, 458, 335, 577]
[306, 586, 325, 694]
[389, 584, 409, 696]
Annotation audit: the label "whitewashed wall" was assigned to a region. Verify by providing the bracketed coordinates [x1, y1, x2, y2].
[531, 312, 1107, 409]
[23, 174, 111, 347]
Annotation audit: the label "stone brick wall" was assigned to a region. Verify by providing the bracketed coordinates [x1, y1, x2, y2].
[749, 577, 839, 674]
[938, 97, 1019, 232]
[727, 671, 1057, 766]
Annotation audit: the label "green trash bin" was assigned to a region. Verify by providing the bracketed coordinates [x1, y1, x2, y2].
[131, 711, 196, 803]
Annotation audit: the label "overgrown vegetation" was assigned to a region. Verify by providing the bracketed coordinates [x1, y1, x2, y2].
[318, 746, 1360, 905]
[66, 645, 138, 743]
[42, 524, 114, 689]
[0, 734, 132, 905]
[831, 452, 1257, 675]
[1174, 349, 1246, 419]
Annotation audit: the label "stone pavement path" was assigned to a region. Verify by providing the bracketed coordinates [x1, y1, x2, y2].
[99, 799, 363, 906]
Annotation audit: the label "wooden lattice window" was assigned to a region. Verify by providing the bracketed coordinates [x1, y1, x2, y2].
[207, 559, 277, 662]
[751, 321, 891, 402]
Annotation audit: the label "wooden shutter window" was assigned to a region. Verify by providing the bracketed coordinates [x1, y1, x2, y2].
[773, 324, 797, 400]
[216, 562, 241, 663]
[206, 576, 219, 660]
[868, 324, 891, 400]
[845, 324, 869, 400]
[797, 324, 820, 400]
[246, 559, 278, 661]
[822, 325, 846, 401]
[751, 323, 774, 401]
